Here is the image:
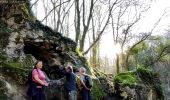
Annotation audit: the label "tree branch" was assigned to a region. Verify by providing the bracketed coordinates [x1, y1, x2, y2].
[41, 0, 70, 22]
[121, 17, 141, 49]
[31, 0, 40, 9]
[84, 0, 118, 55]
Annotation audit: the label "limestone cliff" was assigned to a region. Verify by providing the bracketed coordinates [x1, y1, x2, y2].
[0, 0, 94, 99]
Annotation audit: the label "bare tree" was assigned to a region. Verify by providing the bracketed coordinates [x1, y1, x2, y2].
[89, 15, 100, 68]
[42, 0, 49, 25]
[110, 0, 151, 73]
[82, 0, 120, 68]
[74, 0, 120, 54]
[74, 0, 81, 43]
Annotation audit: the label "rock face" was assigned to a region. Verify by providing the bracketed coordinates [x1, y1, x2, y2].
[153, 61, 170, 100]
[114, 67, 164, 100]
[0, 1, 90, 100]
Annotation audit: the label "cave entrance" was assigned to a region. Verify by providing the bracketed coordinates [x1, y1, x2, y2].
[23, 41, 69, 99]
[23, 41, 65, 79]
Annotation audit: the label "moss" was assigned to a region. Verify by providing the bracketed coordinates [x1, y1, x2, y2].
[0, 51, 33, 84]
[114, 67, 164, 99]
[76, 48, 83, 57]
[8, 62, 22, 68]
[1, 61, 31, 84]
[91, 79, 106, 100]
[114, 72, 138, 87]
[20, 3, 35, 21]
[136, 67, 157, 84]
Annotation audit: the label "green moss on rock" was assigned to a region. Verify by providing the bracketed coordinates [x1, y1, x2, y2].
[91, 79, 106, 100]
[114, 67, 164, 100]
[20, 3, 35, 20]
[114, 72, 138, 87]
[0, 51, 33, 85]
[1, 61, 31, 84]
[76, 48, 83, 57]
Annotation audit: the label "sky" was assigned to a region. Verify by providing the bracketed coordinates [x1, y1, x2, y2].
[31, 0, 170, 60]
[100, 0, 170, 59]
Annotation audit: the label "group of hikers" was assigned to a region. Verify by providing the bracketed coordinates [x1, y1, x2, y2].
[27, 60, 92, 100]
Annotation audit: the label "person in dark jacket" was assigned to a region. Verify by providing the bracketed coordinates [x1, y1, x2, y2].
[58, 65, 77, 100]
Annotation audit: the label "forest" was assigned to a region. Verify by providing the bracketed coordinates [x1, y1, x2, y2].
[0, 0, 170, 100]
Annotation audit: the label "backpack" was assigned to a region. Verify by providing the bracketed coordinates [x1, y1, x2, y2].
[84, 75, 93, 88]
[76, 75, 81, 90]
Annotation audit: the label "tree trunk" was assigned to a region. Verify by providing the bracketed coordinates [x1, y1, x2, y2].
[116, 54, 120, 74]
[75, 0, 81, 43]
[56, 0, 62, 31]
[79, 28, 88, 52]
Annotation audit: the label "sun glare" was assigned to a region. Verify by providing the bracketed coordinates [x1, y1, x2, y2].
[100, 41, 122, 60]
[114, 43, 122, 55]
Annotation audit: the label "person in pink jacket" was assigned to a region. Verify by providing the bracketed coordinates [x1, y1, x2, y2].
[31, 60, 49, 100]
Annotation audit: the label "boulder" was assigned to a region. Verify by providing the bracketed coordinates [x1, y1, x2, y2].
[114, 67, 164, 100]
